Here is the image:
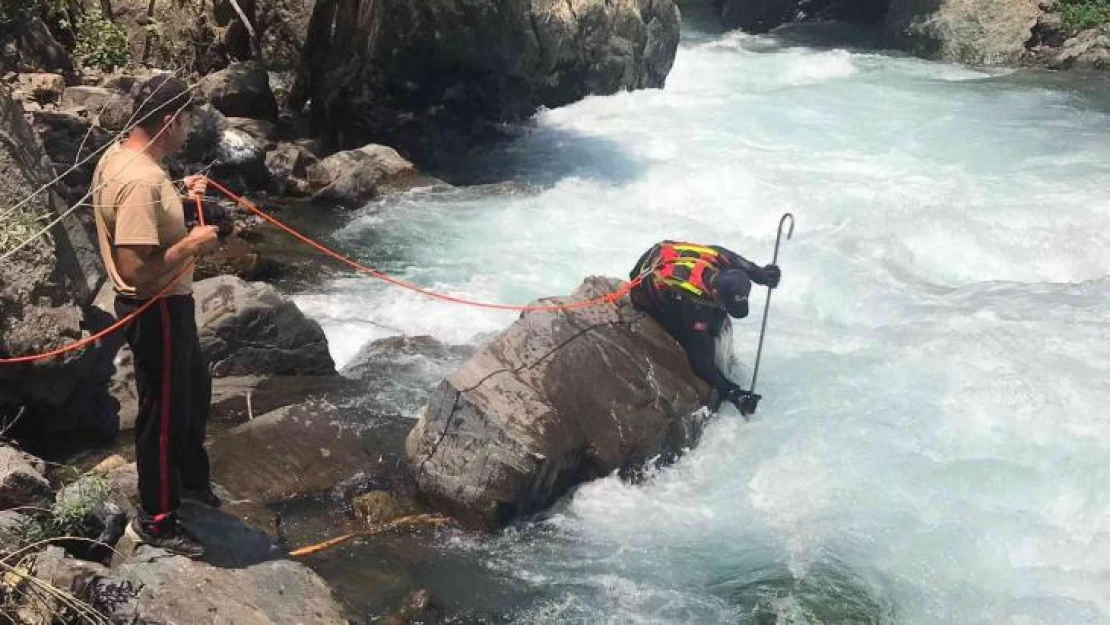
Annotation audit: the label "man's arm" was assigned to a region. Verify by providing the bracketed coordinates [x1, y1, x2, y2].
[677, 306, 741, 396]
[712, 245, 780, 288]
[115, 227, 218, 287]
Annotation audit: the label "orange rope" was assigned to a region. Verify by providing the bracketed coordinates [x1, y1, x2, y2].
[0, 178, 640, 365]
[289, 513, 450, 557]
[206, 179, 642, 313]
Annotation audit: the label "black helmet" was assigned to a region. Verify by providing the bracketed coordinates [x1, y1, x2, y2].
[715, 269, 751, 318]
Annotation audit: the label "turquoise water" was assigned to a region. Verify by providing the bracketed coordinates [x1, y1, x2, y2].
[295, 26, 1110, 624]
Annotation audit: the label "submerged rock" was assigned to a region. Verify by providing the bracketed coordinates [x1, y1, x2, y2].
[406, 276, 719, 528]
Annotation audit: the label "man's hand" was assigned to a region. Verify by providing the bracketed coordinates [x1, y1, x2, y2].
[183, 175, 208, 199]
[183, 225, 219, 255]
[761, 264, 781, 289]
[724, 387, 762, 417]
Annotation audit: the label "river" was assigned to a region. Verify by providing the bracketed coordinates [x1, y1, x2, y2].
[291, 19, 1110, 625]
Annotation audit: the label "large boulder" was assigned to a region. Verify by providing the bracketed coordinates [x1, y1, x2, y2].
[306, 144, 433, 207]
[28, 109, 115, 207]
[882, 0, 1043, 64]
[291, 0, 681, 166]
[194, 275, 336, 376]
[406, 276, 719, 528]
[0, 85, 112, 446]
[200, 62, 280, 122]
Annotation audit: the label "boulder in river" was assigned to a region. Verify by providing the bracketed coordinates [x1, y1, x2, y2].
[406, 276, 719, 528]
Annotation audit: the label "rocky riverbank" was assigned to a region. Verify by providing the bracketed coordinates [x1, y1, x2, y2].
[691, 0, 1109, 69]
[1, 1, 692, 622]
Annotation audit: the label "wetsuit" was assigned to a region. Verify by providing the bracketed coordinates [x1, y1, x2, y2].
[629, 242, 774, 400]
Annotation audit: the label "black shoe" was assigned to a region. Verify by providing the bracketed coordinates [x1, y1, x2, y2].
[126, 518, 206, 559]
[182, 486, 222, 509]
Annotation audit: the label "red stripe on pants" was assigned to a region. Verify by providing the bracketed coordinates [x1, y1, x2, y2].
[158, 300, 172, 517]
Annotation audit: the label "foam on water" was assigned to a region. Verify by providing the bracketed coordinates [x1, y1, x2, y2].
[293, 28, 1110, 623]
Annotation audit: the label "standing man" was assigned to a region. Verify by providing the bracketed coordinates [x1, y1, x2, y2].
[629, 241, 780, 417]
[92, 75, 220, 559]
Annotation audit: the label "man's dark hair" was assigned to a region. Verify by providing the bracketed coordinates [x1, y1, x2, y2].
[131, 74, 195, 134]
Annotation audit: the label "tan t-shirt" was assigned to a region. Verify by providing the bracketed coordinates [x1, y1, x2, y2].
[92, 142, 192, 298]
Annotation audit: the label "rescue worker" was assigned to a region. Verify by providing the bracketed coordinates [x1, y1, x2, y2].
[92, 75, 219, 559]
[629, 241, 781, 416]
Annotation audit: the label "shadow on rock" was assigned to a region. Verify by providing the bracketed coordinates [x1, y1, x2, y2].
[179, 501, 285, 568]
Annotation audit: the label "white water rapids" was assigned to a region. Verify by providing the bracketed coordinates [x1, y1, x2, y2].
[293, 25, 1110, 624]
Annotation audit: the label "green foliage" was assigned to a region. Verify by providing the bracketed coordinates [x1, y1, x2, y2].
[1058, 0, 1110, 30]
[14, 475, 110, 547]
[73, 5, 130, 72]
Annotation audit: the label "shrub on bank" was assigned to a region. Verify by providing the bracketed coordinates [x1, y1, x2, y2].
[1058, 0, 1110, 30]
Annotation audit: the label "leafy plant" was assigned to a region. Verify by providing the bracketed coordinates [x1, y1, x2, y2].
[14, 475, 110, 548]
[1058, 0, 1110, 30]
[73, 5, 130, 71]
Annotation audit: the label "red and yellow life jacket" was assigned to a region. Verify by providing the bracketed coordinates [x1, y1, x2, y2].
[648, 242, 728, 303]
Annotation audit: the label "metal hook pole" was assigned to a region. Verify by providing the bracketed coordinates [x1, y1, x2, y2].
[750, 213, 795, 394]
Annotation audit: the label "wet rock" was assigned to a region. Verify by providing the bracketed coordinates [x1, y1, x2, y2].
[200, 62, 280, 122]
[883, 0, 1043, 65]
[207, 400, 368, 504]
[180, 103, 228, 166]
[380, 589, 442, 625]
[0, 445, 52, 509]
[194, 275, 335, 377]
[306, 143, 436, 207]
[342, 336, 475, 418]
[353, 491, 420, 526]
[406, 276, 718, 528]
